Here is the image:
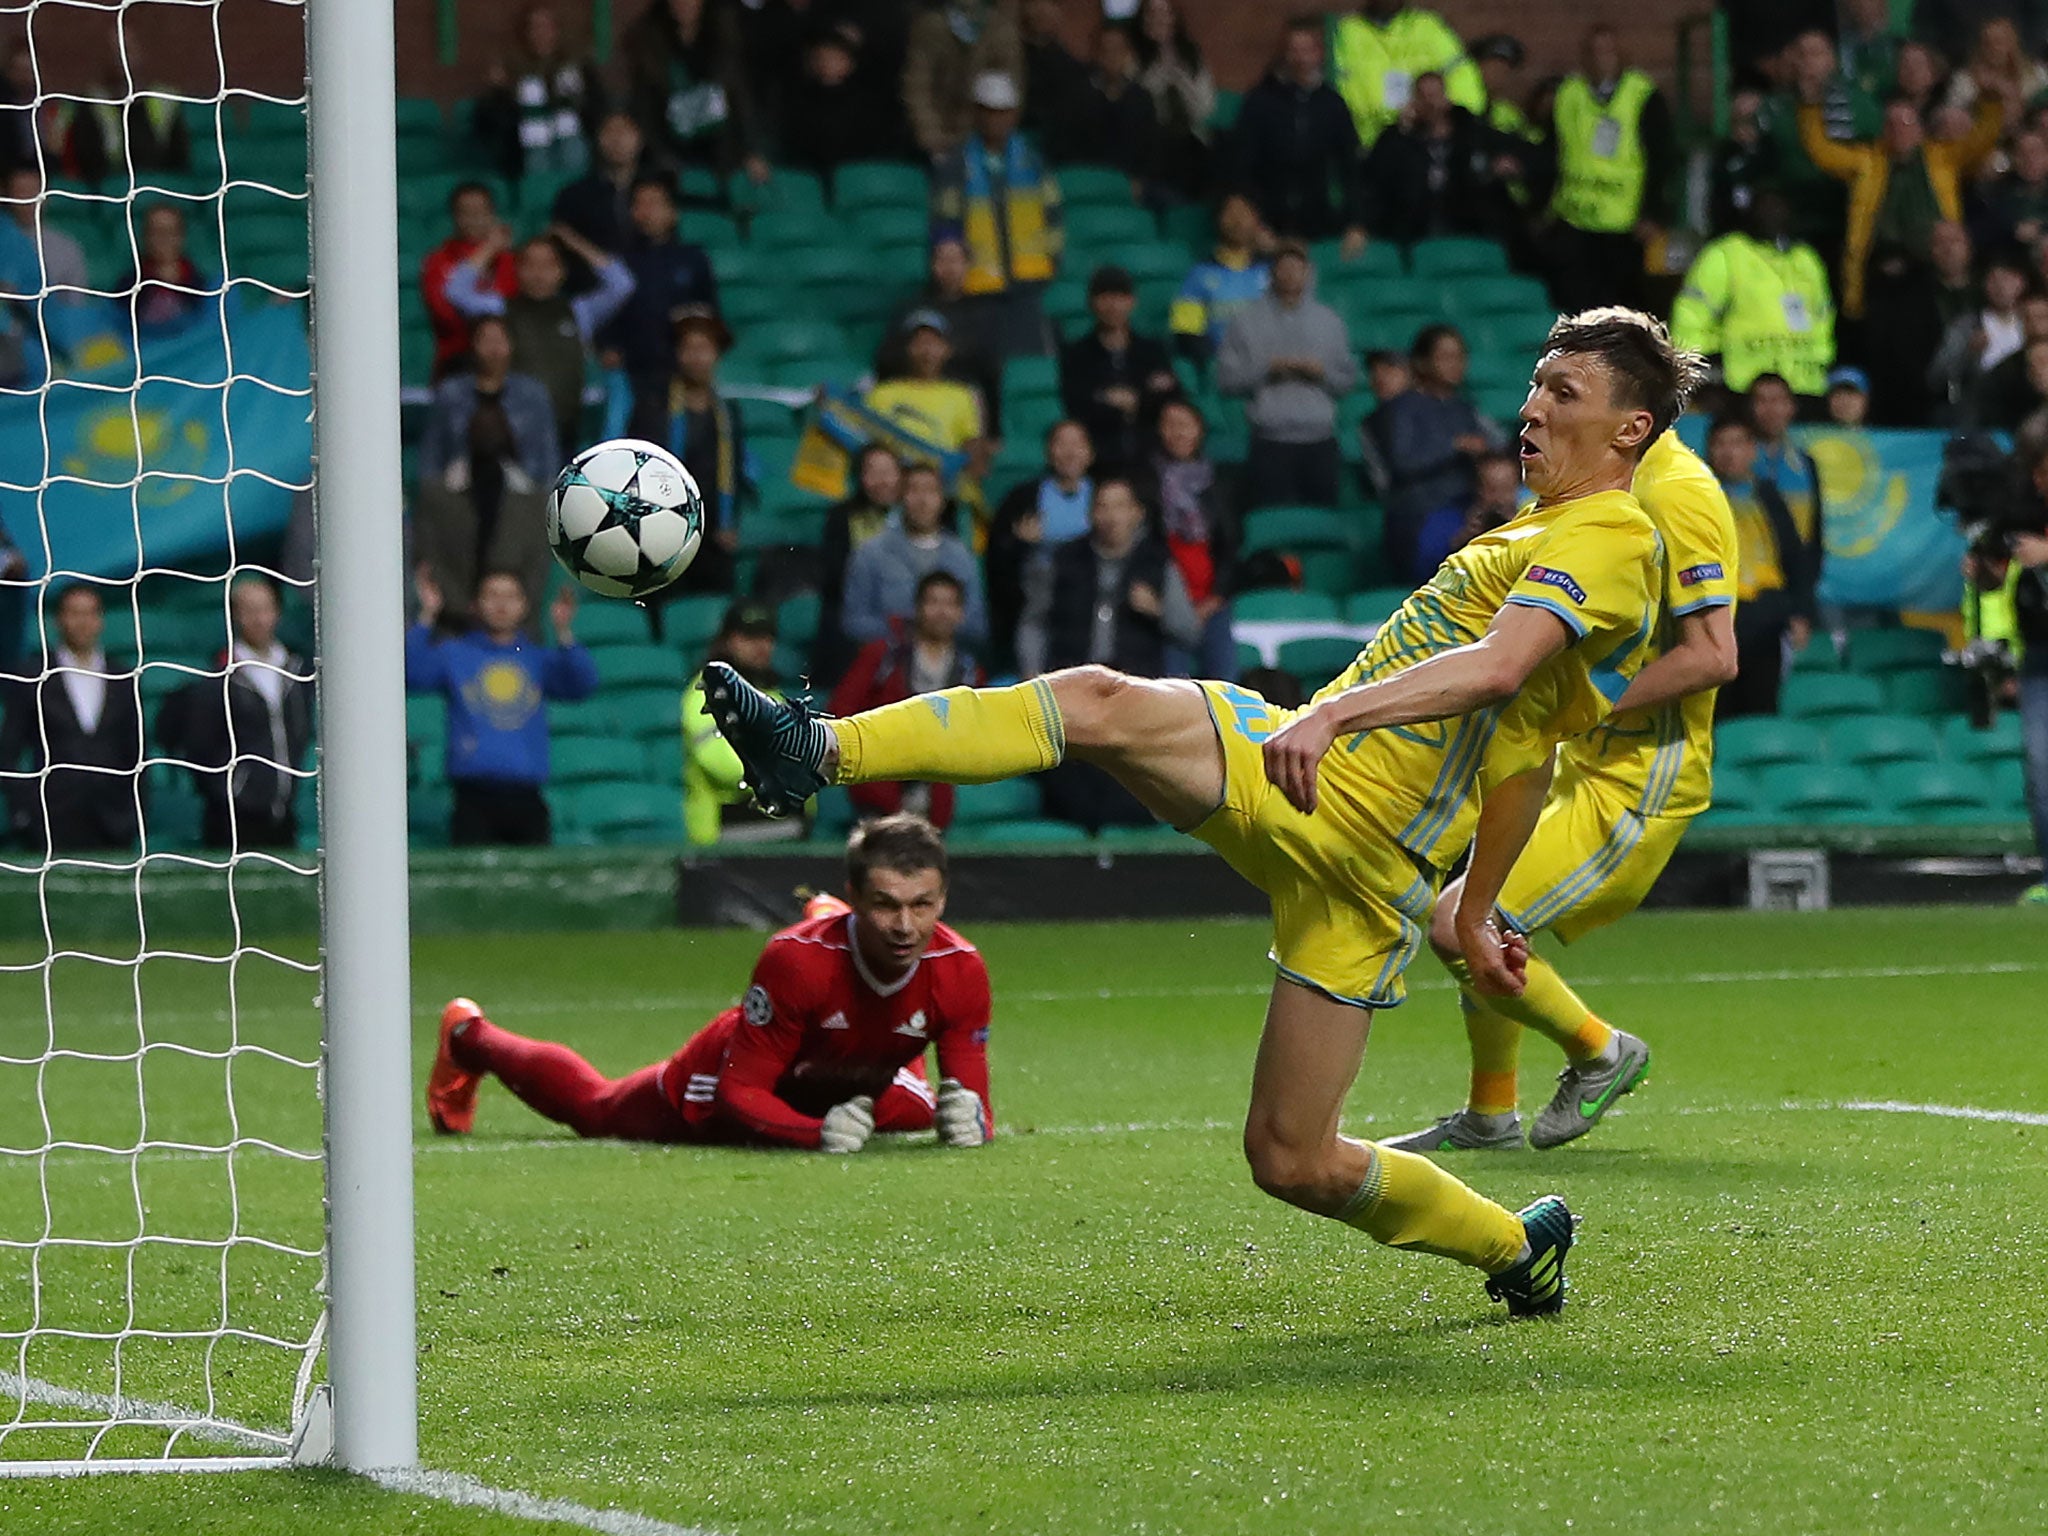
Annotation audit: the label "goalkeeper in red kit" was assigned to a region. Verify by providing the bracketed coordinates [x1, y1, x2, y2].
[424, 815, 994, 1152]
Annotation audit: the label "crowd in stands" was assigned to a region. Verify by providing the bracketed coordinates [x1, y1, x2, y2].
[0, 1, 2045, 865]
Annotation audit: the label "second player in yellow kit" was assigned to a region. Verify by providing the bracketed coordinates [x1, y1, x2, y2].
[1388, 430, 1742, 1155]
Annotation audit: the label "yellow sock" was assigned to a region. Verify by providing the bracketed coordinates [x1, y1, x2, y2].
[1461, 989, 1522, 1115]
[832, 679, 1065, 787]
[1480, 953, 1614, 1063]
[1337, 1143, 1528, 1272]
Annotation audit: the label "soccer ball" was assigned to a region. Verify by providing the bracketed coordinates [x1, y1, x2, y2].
[546, 439, 705, 600]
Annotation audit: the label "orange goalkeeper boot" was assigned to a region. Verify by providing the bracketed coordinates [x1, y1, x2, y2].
[426, 997, 485, 1135]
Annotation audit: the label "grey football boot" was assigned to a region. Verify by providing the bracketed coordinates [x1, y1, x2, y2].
[1380, 1109, 1525, 1153]
[1528, 1029, 1651, 1149]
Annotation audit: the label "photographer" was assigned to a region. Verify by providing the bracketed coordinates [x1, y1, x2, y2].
[1962, 443, 2048, 903]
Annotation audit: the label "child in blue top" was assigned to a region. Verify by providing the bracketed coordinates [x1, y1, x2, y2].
[406, 570, 599, 845]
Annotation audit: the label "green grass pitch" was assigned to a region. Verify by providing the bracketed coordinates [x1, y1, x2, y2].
[4, 905, 2046, 1534]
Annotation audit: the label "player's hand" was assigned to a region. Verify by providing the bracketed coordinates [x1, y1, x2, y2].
[550, 585, 577, 644]
[819, 1095, 875, 1154]
[413, 565, 443, 625]
[935, 1078, 991, 1147]
[1261, 703, 1339, 815]
[1458, 915, 1529, 998]
[2010, 530, 2048, 569]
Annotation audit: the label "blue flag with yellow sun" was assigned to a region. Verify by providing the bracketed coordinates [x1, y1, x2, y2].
[0, 296, 311, 581]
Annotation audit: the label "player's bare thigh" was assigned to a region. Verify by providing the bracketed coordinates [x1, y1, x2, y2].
[1043, 666, 1226, 828]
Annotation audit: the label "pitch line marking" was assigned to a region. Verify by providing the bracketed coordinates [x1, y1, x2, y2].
[0, 1374, 723, 1536]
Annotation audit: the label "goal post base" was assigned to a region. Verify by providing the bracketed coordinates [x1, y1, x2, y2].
[289, 1386, 334, 1468]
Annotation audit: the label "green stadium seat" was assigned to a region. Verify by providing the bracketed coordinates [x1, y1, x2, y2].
[1056, 165, 1137, 207]
[135, 609, 228, 664]
[1472, 313, 1557, 356]
[1233, 640, 1264, 674]
[731, 167, 827, 216]
[1942, 712, 2023, 764]
[742, 396, 805, 442]
[1232, 590, 1342, 623]
[1343, 588, 1408, 625]
[1779, 672, 1886, 719]
[145, 769, 204, 851]
[1474, 381, 1532, 421]
[1883, 667, 1972, 716]
[410, 737, 446, 787]
[1874, 760, 1993, 822]
[767, 355, 866, 391]
[1825, 713, 1939, 768]
[1002, 354, 1062, 401]
[551, 737, 649, 786]
[1276, 635, 1361, 689]
[1447, 274, 1551, 315]
[1240, 506, 1363, 556]
[777, 592, 822, 647]
[560, 781, 681, 843]
[718, 284, 789, 329]
[834, 161, 929, 214]
[681, 211, 743, 251]
[1788, 636, 1843, 672]
[604, 686, 686, 739]
[1714, 716, 1824, 771]
[394, 97, 444, 138]
[1092, 241, 1187, 285]
[596, 645, 686, 690]
[406, 694, 449, 744]
[747, 207, 845, 249]
[1984, 757, 2028, 812]
[1845, 627, 1948, 674]
[1757, 763, 1874, 822]
[1464, 350, 1534, 391]
[773, 641, 815, 687]
[851, 205, 930, 251]
[951, 816, 1085, 845]
[1298, 550, 1357, 595]
[1407, 238, 1510, 278]
[711, 245, 770, 287]
[548, 698, 618, 738]
[1066, 205, 1157, 248]
[237, 98, 307, 140]
[952, 779, 1041, 823]
[810, 783, 856, 833]
[572, 604, 654, 647]
[659, 594, 730, 654]
[730, 318, 852, 365]
[409, 783, 452, 846]
[1343, 273, 1441, 315]
[1704, 765, 1762, 814]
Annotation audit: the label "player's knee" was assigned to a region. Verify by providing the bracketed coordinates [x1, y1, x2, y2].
[1427, 897, 1462, 964]
[1047, 666, 1135, 749]
[1242, 1123, 1324, 1209]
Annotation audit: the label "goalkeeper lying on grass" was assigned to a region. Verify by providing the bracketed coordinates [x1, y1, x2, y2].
[426, 814, 993, 1152]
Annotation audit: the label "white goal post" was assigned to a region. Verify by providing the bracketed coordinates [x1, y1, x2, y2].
[0, 0, 414, 1476]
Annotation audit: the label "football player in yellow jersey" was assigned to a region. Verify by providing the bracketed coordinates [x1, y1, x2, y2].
[1384, 431, 1742, 1158]
[703, 308, 1706, 1318]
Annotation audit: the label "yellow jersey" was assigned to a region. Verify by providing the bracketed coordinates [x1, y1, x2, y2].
[1567, 432, 1740, 818]
[864, 378, 984, 453]
[1315, 486, 1664, 869]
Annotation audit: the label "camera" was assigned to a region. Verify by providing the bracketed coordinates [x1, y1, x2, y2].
[1935, 434, 2044, 564]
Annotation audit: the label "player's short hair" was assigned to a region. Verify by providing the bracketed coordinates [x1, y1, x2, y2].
[1542, 307, 1706, 444]
[846, 814, 948, 892]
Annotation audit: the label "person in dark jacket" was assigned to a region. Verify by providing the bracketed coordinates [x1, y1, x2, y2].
[0, 585, 143, 854]
[1357, 72, 1519, 246]
[1146, 398, 1239, 681]
[1058, 264, 1181, 475]
[623, 0, 769, 183]
[1368, 323, 1504, 582]
[471, 1, 607, 180]
[816, 443, 903, 683]
[1225, 18, 1366, 250]
[156, 577, 312, 850]
[828, 570, 982, 829]
[599, 173, 721, 403]
[623, 306, 751, 598]
[1077, 23, 1161, 188]
[406, 569, 598, 846]
[776, 19, 908, 175]
[551, 111, 647, 291]
[1707, 413, 1815, 719]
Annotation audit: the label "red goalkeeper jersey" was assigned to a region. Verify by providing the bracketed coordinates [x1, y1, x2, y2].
[662, 910, 993, 1149]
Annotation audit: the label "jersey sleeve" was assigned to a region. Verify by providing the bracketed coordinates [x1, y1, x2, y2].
[713, 941, 830, 1149]
[1504, 510, 1660, 650]
[931, 953, 994, 1135]
[1655, 477, 1740, 618]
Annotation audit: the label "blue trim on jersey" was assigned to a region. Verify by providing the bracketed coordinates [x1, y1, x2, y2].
[1512, 809, 1648, 933]
[1669, 593, 1735, 618]
[1504, 592, 1587, 638]
[1272, 959, 1381, 1010]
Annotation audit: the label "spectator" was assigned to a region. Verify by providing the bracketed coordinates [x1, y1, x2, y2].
[988, 417, 1096, 663]
[817, 444, 905, 680]
[1797, 87, 2001, 331]
[1227, 19, 1365, 249]
[1708, 90, 1776, 235]
[407, 570, 595, 847]
[1469, 33, 1538, 142]
[878, 238, 1004, 434]
[1941, 18, 2047, 124]
[1169, 192, 1271, 365]
[1326, 0, 1484, 151]
[1706, 413, 1812, 719]
[1358, 70, 1511, 247]
[445, 223, 636, 453]
[1837, 0, 1903, 101]
[552, 112, 646, 288]
[1748, 372, 1826, 585]
[1890, 40, 1948, 122]
[1825, 365, 1872, 427]
[1755, 30, 1870, 260]
[1991, 335, 2048, 434]
[902, 0, 1024, 160]
[0, 48, 31, 172]
[1366, 348, 1411, 405]
[1671, 188, 1836, 399]
[42, 51, 191, 185]
[1369, 323, 1504, 578]
[0, 585, 142, 854]
[1078, 23, 1160, 190]
[472, 2, 605, 180]
[1971, 290, 2048, 430]
[777, 20, 906, 175]
[1059, 264, 1179, 473]
[416, 315, 560, 620]
[1357, 346, 1413, 502]
[0, 514, 23, 679]
[1542, 23, 1677, 313]
[930, 71, 1062, 359]
[422, 183, 519, 380]
[680, 600, 785, 845]
[125, 203, 216, 339]
[602, 173, 720, 407]
[1866, 216, 1979, 426]
[867, 309, 989, 476]
[829, 570, 982, 829]
[1961, 474, 2048, 904]
[1214, 240, 1356, 509]
[842, 461, 987, 650]
[1929, 246, 2031, 426]
[155, 577, 312, 850]
[1411, 448, 1521, 584]
[623, 0, 768, 184]
[623, 307, 749, 596]
[1017, 0, 1094, 164]
[4, 165, 85, 292]
[1134, 0, 1216, 199]
[1148, 397, 1240, 680]
[1980, 128, 2048, 252]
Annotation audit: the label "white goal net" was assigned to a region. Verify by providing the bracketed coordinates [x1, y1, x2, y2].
[0, 0, 365, 1471]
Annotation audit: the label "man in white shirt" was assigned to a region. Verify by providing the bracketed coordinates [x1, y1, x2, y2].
[0, 584, 143, 853]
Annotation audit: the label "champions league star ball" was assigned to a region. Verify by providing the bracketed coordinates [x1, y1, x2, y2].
[546, 439, 706, 600]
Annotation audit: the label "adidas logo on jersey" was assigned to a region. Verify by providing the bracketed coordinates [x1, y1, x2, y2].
[820, 1010, 850, 1031]
[893, 1010, 928, 1039]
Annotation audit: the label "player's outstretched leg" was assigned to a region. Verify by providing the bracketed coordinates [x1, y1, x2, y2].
[704, 661, 1226, 828]
[429, 998, 689, 1141]
[1241, 977, 1573, 1315]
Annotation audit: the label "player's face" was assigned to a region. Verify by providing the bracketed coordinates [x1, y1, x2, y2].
[848, 865, 946, 973]
[1516, 351, 1647, 499]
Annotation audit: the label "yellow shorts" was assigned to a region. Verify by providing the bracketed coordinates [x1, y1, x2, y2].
[1495, 771, 1694, 944]
[1188, 681, 1440, 1009]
